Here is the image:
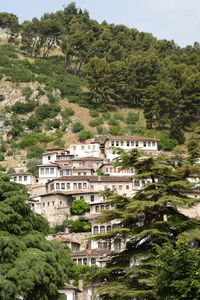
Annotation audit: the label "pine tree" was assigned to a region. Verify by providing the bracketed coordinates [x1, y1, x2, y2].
[87, 150, 200, 299]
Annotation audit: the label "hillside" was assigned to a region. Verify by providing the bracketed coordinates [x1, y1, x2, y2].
[0, 3, 200, 172]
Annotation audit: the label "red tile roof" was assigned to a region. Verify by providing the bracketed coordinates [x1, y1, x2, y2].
[73, 248, 116, 256]
[107, 136, 159, 141]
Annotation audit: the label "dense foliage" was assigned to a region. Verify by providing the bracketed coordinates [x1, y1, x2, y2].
[0, 174, 75, 299]
[86, 149, 200, 299]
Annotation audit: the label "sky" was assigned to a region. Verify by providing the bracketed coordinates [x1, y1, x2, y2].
[1, 0, 200, 47]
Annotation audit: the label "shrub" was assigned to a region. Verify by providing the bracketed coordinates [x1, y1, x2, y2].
[114, 113, 124, 121]
[46, 119, 61, 130]
[109, 125, 124, 136]
[22, 86, 33, 100]
[78, 130, 93, 142]
[90, 110, 99, 118]
[26, 115, 40, 130]
[102, 111, 111, 120]
[27, 145, 44, 159]
[26, 158, 41, 174]
[46, 92, 58, 103]
[35, 103, 60, 120]
[61, 107, 75, 119]
[72, 121, 84, 133]
[11, 101, 38, 114]
[108, 118, 119, 126]
[70, 220, 91, 233]
[7, 167, 16, 174]
[0, 153, 4, 161]
[71, 199, 90, 215]
[97, 126, 103, 134]
[125, 112, 139, 124]
[89, 118, 103, 127]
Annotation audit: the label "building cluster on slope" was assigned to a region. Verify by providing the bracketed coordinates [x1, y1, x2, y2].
[10, 136, 159, 269]
[10, 135, 200, 298]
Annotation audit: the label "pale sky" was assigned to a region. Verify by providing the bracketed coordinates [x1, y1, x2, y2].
[1, 0, 200, 47]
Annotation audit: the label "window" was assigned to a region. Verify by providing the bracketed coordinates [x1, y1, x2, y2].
[61, 183, 65, 190]
[119, 185, 122, 190]
[43, 203, 45, 207]
[24, 176, 27, 181]
[143, 141, 146, 147]
[73, 183, 77, 190]
[83, 172, 87, 176]
[73, 146, 76, 150]
[93, 145, 95, 150]
[120, 141, 123, 146]
[106, 205, 110, 209]
[112, 185, 116, 190]
[50, 168, 54, 174]
[131, 141, 134, 146]
[91, 185, 94, 190]
[111, 141, 114, 146]
[13, 176, 17, 181]
[106, 167, 109, 172]
[66, 183, 70, 190]
[48, 156, 51, 160]
[48, 202, 50, 206]
[100, 205, 104, 210]
[46, 168, 49, 175]
[134, 180, 140, 187]
[78, 172, 81, 176]
[136, 141, 138, 147]
[107, 225, 111, 232]
[56, 183, 60, 190]
[60, 201, 62, 205]
[90, 195, 94, 202]
[83, 258, 87, 265]
[80, 196, 84, 199]
[152, 142, 155, 147]
[50, 184, 54, 191]
[81, 145, 84, 150]
[100, 226, 105, 233]
[91, 258, 96, 265]
[93, 226, 98, 234]
[66, 170, 70, 175]
[78, 258, 82, 266]
[116, 141, 119, 146]
[52, 201, 55, 206]
[78, 183, 82, 189]
[88, 145, 91, 150]
[148, 142, 151, 147]
[83, 183, 87, 189]
[126, 185, 129, 190]
[40, 168, 44, 175]
[127, 141, 130, 146]
[60, 170, 63, 176]
[95, 206, 99, 212]
[19, 176, 22, 182]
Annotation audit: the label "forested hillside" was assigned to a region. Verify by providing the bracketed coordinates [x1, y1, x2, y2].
[0, 2, 200, 168]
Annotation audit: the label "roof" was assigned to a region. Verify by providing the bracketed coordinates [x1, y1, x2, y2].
[59, 283, 81, 292]
[46, 147, 65, 151]
[107, 136, 159, 142]
[48, 234, 80, 244]
[11, 172, 35, 176]
[71, 157, 104, 161]
[31, 190, 99, 198]
[47, 175, 132, 183]
[73, 248, 116, 256]
[37, 164, 59, 167]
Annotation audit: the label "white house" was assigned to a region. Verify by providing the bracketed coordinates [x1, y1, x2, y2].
[58, 284, 81, 300]
[104, 136, 159, 160]
[10, 172, 37, 186]
[68, 140, 102, 158]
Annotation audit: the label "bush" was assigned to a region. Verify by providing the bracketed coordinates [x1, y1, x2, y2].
[26, 158, 41, 174]
[78, 130, 93, 142]
[90, 110, 99, 118]
[102, 111, 111, 120]
[71, 199, 90, 215]
[22, 86, 33, 100]
[11, 101, 38, 114]
[114, 113, 124, 121]
[46, 119, 61, 130]
[26, 115, 40, 130]
[97, 126, 103, 134]
[27, 145, 44, 159]
[108, 118, 119, 126]
[72, 121, 84, 133]
[70, 220, 91, 233]
[125, 112, 139, 124]
[35, 103, 60, 120]
[89, 117, 103, 127]
[109, 125, 124, 136]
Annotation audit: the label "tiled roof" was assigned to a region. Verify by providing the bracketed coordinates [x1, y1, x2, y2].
[60, 283, 81, 292]
[73, 248, 116, 256]
[47, 175, 132, 183]
[37, 163, 59, 167]
[11, 172, 35, 176]
[31, 190, 99, 198]
[71, 157, 104, 161]
[107, 136, 159, 141]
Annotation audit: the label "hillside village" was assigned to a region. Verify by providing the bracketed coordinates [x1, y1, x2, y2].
[1, 3, 200, 300]
[7, 134, 200, 299]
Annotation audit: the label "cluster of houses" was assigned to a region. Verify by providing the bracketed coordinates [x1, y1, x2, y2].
[10, 135, 200, 299]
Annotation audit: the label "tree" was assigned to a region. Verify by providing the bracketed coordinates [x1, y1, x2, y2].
[0, 12, 20, 41]
[152, 241, 200, 300]
[71, 199, 90, 215]
[87, 150, 200, 299]
[0, 174, 75, 299]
